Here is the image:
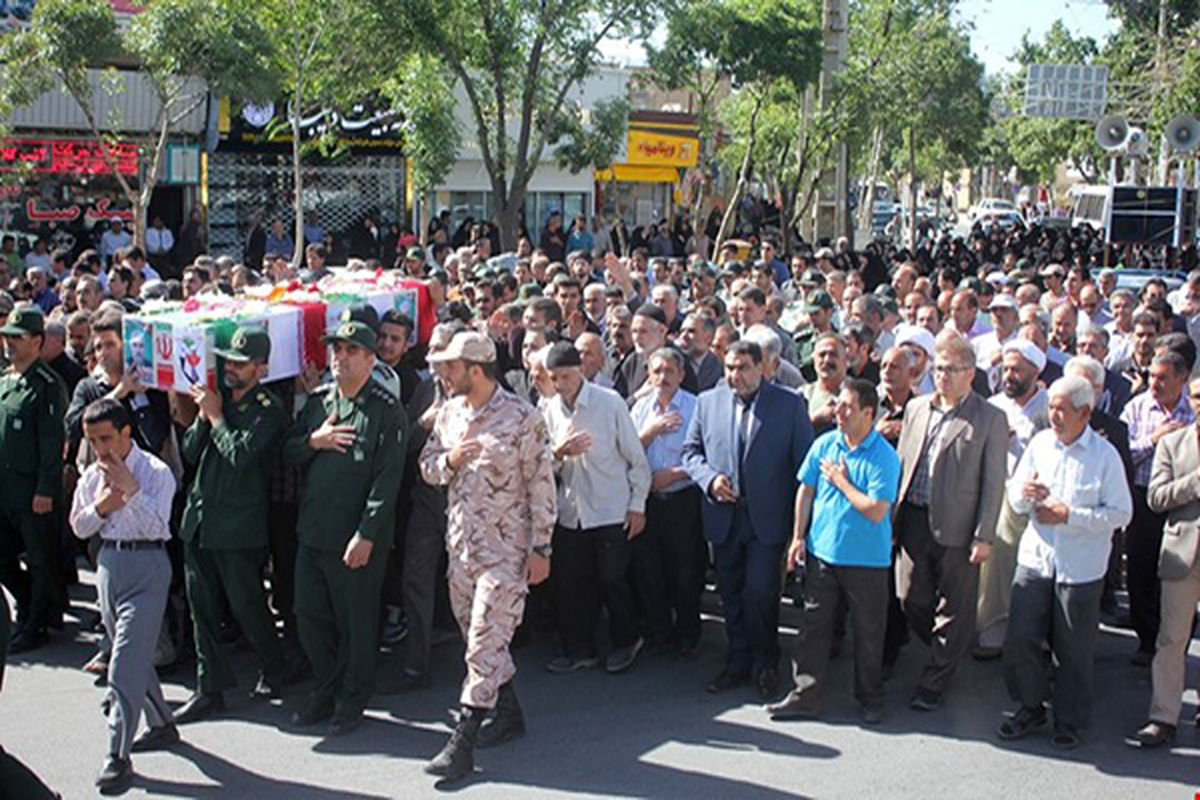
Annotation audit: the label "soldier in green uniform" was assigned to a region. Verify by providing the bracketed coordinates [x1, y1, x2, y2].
[794, 289, 837, 384]
[171, 326, 297, 726]
[284, 319, 404, 736]
[0, 306, 66, 654]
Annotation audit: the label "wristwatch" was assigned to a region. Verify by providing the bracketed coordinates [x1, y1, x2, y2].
[532, 544, 552, 559]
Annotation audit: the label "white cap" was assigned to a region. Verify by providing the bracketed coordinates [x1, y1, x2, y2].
[987, 294, 1019, 312]
[1002, 338, 1047, 373]
[894, 324, 936, 358]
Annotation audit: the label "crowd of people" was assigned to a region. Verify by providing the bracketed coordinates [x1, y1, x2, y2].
[0, 210, 1198, 794]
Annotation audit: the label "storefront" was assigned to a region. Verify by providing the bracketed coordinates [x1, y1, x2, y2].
[209, 98, 407, 263]
[595, 112, 701, 227]
[422, 160, 593, 246]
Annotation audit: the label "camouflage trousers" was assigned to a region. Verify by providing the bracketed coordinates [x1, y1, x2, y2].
[447, 557, 527, 709]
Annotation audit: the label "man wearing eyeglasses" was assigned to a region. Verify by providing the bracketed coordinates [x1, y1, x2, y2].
[893, 331, 1007, 712]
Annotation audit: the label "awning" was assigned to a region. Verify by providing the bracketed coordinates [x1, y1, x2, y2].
[595, 164, 681, 184]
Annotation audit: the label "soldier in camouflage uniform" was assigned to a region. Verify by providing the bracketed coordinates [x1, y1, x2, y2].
[419, 331, 557, 783]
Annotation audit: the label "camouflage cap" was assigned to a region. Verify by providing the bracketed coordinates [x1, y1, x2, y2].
[427, 331, 496, 364]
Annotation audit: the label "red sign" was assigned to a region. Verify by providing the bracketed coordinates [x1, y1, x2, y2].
[0, 139, 138, 176]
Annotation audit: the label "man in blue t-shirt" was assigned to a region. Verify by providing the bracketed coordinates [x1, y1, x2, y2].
[767, 378, 901, 725]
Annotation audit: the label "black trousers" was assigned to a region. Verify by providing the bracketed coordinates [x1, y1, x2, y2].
[400, 503, 448, 676]
[0, 508, 57, 632]
[1003, 568, 1103, 729]
[896, 502, 979, 694]
[792, 556, 888, 710]
[552, 523, 637, 658]
[267, 501, 300, 647]
[712, 506, 784, 676]
[633, 487, 705, 649]
[1128, 485, 1165, 653]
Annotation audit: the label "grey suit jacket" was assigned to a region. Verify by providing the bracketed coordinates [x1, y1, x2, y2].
[894, 391, 1008, 548]
[1146, 425, 1200, 581]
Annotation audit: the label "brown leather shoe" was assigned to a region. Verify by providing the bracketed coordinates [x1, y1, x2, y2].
[1124, 720, 1176, 748]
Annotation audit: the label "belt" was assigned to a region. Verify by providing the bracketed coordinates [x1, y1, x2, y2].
[101, 539, 167, 551]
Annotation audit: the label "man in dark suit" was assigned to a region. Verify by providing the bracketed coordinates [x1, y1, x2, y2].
[683, 341, 814, 699]
[894, 331, 1007, 711]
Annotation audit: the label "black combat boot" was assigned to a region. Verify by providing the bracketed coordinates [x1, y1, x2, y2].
[425, 705, 483, 781]
[476, 681, 525, 748]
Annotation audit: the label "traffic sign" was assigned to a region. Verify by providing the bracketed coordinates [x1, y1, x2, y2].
[1023, 63, 1109, 121]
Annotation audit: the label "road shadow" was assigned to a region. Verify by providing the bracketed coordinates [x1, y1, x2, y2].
[775, 621, 1200, 792]
[137, 741, 389, 799]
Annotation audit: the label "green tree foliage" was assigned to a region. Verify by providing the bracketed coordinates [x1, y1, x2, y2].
[370, 0, 661, 248]
[0, 0, 275, 245]
[652, 0, 822, 248]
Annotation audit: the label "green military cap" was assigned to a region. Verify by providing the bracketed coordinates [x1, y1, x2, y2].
[880, 296, 899, 315]
[519, 283, 543, 301]
[322, 320, 378, 354]
[801, 289, 835, 313]
[405, 245, 425, 261]
[0, 306, 45, 337]
[340, 303, 380, 331]
[216, 325, 271, 363]
[798, 268, 826, 287]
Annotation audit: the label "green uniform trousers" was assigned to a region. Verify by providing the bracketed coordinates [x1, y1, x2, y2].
[0, 507, 57, 630]
[294, 543, 387, 718]
[183, 538, 286, 694]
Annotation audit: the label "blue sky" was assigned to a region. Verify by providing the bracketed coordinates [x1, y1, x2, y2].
[955, 0, 1120, 75]
[600, 0, 1120, 77]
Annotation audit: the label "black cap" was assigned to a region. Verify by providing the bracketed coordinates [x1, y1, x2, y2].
[544, 341, 582, 369]
[634, 303, 668, 327]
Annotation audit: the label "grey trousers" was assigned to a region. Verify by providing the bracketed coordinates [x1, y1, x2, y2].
[1002, 566, 1103, 729]
[98, 544, 174, 760]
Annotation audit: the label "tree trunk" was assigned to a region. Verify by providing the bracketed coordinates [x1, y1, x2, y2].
[495, 179, 524, 253]
[907, 127, 918, 251]
[714, 92, 764, 255]
[857, 125, 884, 233]
[291, 82, 305, 270]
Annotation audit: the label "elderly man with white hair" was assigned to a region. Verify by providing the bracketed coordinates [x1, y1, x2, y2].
[996, 375, 1132, 750]
[1065, 354, 1135, 618]
[743, 324, 804, 390]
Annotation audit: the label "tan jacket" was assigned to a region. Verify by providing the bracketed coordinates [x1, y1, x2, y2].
[894, 391, 1008, 548]
[1146, 425, 1200, 581]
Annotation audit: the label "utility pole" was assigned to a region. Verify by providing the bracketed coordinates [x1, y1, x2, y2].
[1155, 0, 1170, 183]
[813, 0, 849, 244]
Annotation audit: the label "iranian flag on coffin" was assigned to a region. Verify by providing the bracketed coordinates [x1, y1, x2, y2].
[128, 315, 218, 392]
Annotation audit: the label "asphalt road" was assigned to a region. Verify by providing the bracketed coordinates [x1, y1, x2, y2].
[1, 572, 1197, 799]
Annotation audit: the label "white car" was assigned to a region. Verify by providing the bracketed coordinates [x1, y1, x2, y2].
[968, 198, 1016, 222]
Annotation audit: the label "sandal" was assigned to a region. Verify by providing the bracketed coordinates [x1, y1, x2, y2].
[997, 706, 1048, 740]
[1051, 724, 1080, 750]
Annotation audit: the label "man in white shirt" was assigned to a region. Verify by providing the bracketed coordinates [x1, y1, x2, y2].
[973, 294, 1020, 388]
[144, 216, 175, 275]
[100, 217, 132, 266]
[69, 398, 179, 793]
[996, 375, 1132, 749]
[541, 341, 651, 675]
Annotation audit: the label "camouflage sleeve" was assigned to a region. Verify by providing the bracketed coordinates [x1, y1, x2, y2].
[418, 406, 455, 486]
[518, 408, 557, 549]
